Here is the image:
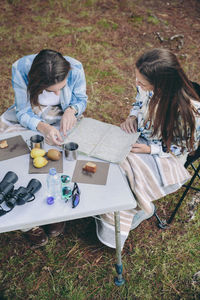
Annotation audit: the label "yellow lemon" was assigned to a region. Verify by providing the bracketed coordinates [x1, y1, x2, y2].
[33, 156, 48, 168]
[31, 148, 46, 158]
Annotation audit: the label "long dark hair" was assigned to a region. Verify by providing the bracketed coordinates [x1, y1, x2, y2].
[136, 48, 200, 151]
[28, 49, 71, 106]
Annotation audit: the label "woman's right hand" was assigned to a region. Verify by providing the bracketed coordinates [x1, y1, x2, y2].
[120, 116, 138, 133]
[37, 122, 63, 146]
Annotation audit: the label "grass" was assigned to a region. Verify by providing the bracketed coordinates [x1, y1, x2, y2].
[0, 0, 200, 299]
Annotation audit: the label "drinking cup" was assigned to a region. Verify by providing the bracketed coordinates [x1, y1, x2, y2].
[63, 142, 79, 161]
[27, 135, 44, 150]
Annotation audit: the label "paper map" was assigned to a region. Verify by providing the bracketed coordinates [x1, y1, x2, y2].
[64, 118, 139, 163]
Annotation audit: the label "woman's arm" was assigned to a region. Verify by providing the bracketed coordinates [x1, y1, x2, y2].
[120, 86, 151, 134]
[12, 56, 42, 131]
[60, 62, 88, 135]
[69, 63, 88, 116]
[130, 140, 171, 156]
[131, 143, 151, 153]
[37, 121, 63, 146]
[129, 86, 151, 117]
[60, 106, 77, 136]
[120, 116, 138, 133]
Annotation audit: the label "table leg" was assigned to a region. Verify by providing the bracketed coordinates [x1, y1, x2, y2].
[114, 211, 125, 286]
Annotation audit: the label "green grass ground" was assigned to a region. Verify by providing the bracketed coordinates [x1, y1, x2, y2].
[0, 0, 200, 299]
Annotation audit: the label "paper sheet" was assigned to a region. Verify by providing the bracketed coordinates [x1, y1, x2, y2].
[64, 118, 139, 163]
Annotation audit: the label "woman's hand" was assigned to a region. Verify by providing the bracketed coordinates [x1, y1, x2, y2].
[60, 107, 77, 136]
[120, 116, 137, 133]
[131, 143, 151, 154]
[37, 122, 63, 146]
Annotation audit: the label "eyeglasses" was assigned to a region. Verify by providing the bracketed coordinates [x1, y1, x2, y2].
[71, 182, 80, 208]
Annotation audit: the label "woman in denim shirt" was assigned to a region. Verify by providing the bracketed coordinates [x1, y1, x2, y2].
[10, 49, 88, 145]
[1, 49, 88, 247]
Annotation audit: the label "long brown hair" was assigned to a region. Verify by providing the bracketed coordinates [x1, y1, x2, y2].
[28, 49, 71, 106]
[136, 48, 200, 151]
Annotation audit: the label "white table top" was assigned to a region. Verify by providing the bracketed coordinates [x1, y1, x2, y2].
[0, 130, 136, 233]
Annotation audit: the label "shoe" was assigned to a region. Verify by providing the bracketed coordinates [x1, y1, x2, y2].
[131, 203, 155, 230]
[24, 227, 48, 248]
[45, 221, 66, 238]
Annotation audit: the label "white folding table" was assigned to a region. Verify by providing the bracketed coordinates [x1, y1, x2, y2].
[0, 130, 136, 285]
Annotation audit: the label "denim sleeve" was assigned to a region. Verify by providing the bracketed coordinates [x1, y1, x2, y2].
[67, 64, 88, 116]
[12, 61, 41, 131]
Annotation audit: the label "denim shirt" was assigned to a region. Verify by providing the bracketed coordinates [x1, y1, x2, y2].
[130, 86, 200, 157]
[11, 54, 88, 131]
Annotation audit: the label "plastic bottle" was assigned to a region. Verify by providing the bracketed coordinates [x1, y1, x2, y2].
[46, 168, 61, 203]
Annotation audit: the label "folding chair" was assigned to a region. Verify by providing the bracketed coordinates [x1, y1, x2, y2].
[154, 145, 200, 228]
[154, 81, 200, 229]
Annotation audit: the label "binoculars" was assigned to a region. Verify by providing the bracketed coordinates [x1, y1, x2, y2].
[0, 171, 18, 204]
[0, 171, 42, 213]
[6, 178, 42, 209]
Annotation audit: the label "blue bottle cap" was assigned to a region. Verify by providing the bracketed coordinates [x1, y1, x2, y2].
[47, 196, 54, 205]
[49, 168, 57, 175]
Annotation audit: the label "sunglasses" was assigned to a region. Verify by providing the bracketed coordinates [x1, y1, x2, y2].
[71, 182, 80, 208]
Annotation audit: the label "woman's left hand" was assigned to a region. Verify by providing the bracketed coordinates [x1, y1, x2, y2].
[60, 107, 77, 136]
[131, 143, 151, 154]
